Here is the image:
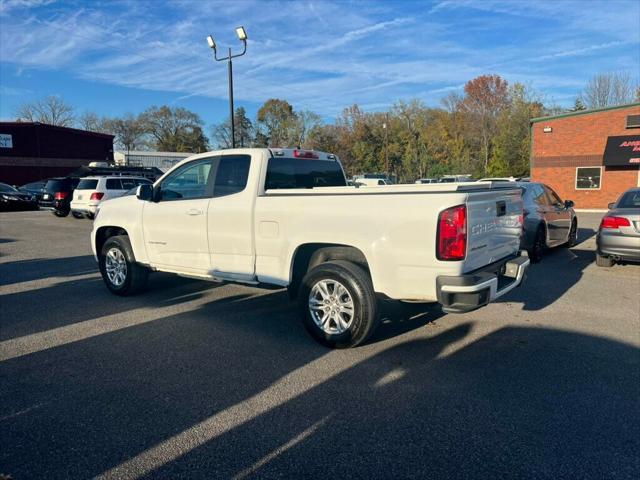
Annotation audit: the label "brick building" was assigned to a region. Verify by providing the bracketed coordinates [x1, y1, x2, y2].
[531, 103, 640, 209]
[0, 122, 114, 185]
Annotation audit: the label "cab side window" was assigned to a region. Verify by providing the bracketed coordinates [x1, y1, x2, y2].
[213, 155, 250, 198]
[160, 159, 213, 200]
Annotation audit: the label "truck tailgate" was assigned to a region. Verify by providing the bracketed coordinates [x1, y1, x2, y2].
[465, 188, 523, 272]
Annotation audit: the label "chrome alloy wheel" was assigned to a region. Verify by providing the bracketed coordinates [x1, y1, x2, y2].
[105, 247, 127, 287]
[308, 279, 355, 335]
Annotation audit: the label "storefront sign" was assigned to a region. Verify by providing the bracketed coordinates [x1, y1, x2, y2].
[603, 135, 640, 166]
[0, 133, 12, 148]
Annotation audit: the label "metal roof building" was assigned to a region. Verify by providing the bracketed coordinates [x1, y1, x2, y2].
[114, 151, 192, 171]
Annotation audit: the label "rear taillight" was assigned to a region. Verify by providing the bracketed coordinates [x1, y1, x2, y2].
[54, 191, 68, 200]
[90, 192, 105, 201]
[437, 205, 467, 261]
[292, 149, 319, 159]
[600, 216, 631, 229]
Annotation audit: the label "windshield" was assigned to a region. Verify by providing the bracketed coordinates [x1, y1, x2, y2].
[44, 179, 67, 192]
[616, 191, 640, 209]
[0, 183, 19, 193]
[77, 179, 99, 190]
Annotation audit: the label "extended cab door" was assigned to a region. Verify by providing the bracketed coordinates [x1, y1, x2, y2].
[142, 157, 215, 274]
[207, 153, 256, 280]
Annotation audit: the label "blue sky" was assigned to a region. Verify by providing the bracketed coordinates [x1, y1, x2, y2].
[1, 0, 639, 130]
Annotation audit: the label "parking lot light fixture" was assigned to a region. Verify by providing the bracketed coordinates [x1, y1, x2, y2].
[235, 26, 247, 41]
[207, 27, 248, 148]
[206, 35, 216, 50]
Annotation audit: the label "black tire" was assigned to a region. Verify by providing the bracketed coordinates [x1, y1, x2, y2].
[86, 212, 95, 220]
[596, 253, 614, 267]
[299, 260, 378, 348]
[528, 226, 546, 263]
[71, 211, 84, 219]
[565, 219, 578, 248]
[99, 235, 148, 295]
[53, 209, 69, 217]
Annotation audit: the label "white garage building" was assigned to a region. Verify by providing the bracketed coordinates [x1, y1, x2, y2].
[114, 150, 192, 171]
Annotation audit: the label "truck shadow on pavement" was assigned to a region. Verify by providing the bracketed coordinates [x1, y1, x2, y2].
[499, 247, 595, 311]
[0, 273, 219, 341]
[2, 288, 638, 479]
[0, 255, 97, 286]
[137, 323, 639, 480]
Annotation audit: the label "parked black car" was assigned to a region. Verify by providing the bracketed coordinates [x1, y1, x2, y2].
[0, 182, 39, 212]
[18, 180, 47, 202]
[40, 177, 80, 217]
[519, 182, 577, 262]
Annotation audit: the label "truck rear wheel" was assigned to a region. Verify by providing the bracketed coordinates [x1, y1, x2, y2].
[99, 235, 148, 295]
[299, 260, 378, 348]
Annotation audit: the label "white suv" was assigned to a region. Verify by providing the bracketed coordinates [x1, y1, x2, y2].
[71, 176, 152, 219]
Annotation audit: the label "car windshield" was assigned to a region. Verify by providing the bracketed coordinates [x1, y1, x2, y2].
[0, 183, 19, 193]
[77, 179, 99, 190]
[616, 191, 640, 209]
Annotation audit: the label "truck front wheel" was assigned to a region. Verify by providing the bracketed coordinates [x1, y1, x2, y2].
[99, 235, 148, 295]
[299, 260, 378, 348]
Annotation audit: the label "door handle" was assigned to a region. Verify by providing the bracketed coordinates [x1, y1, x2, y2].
[186, 208, 203, 216]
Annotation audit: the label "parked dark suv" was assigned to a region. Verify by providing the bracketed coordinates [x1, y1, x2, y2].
[40, 177, 80, 217]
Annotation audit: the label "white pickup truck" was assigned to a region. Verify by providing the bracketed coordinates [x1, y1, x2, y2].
[91, 148, 529, 347]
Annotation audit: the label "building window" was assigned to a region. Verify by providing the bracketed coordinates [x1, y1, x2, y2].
[575, 167, 602, 190]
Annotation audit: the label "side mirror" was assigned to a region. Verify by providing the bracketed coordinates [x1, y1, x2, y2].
[564, 200, 574, 209]
[136, 183, 153, 201]
[607, 202, 615, 209]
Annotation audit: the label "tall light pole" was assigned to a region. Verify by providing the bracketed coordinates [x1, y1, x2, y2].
[383, 113, 389, 177]
[207, 26, 248, 148]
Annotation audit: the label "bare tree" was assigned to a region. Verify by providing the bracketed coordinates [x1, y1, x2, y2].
[580, 72, 637, 108]
[77, 111, 112, 134]
[15, 96, 75, 127]
[107, 114, 146, 152]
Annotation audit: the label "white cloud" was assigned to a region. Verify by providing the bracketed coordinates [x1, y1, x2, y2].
[0, 0, 638, 117]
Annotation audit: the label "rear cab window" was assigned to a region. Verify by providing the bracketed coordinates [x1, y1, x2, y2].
[265, 158, 346, 190]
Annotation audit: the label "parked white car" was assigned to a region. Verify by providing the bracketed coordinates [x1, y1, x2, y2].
[439, 175, 474, 183]
[71, 176, 152, 219]
[91, 148, 529, 347]
[355, 178, 391, 186]
[477, 177, 518, 182]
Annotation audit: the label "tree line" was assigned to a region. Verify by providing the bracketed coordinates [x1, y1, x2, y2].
[14, 71, 639, 181]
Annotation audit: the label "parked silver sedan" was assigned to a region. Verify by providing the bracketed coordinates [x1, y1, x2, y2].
[596, 187, 640, 267]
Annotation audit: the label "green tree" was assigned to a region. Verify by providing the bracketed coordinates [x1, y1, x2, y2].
[256, 99, 297, 147]
[107, 114, 146, 152]
[211, 107, 254, 149]
[140, 105, 208, 152]
[489, 83, 543, 177]
[460, 75, 510, 175]
[570, 98, 587, 112]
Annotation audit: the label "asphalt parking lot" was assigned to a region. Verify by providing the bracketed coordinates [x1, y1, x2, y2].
[1, 211, 639, 479]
